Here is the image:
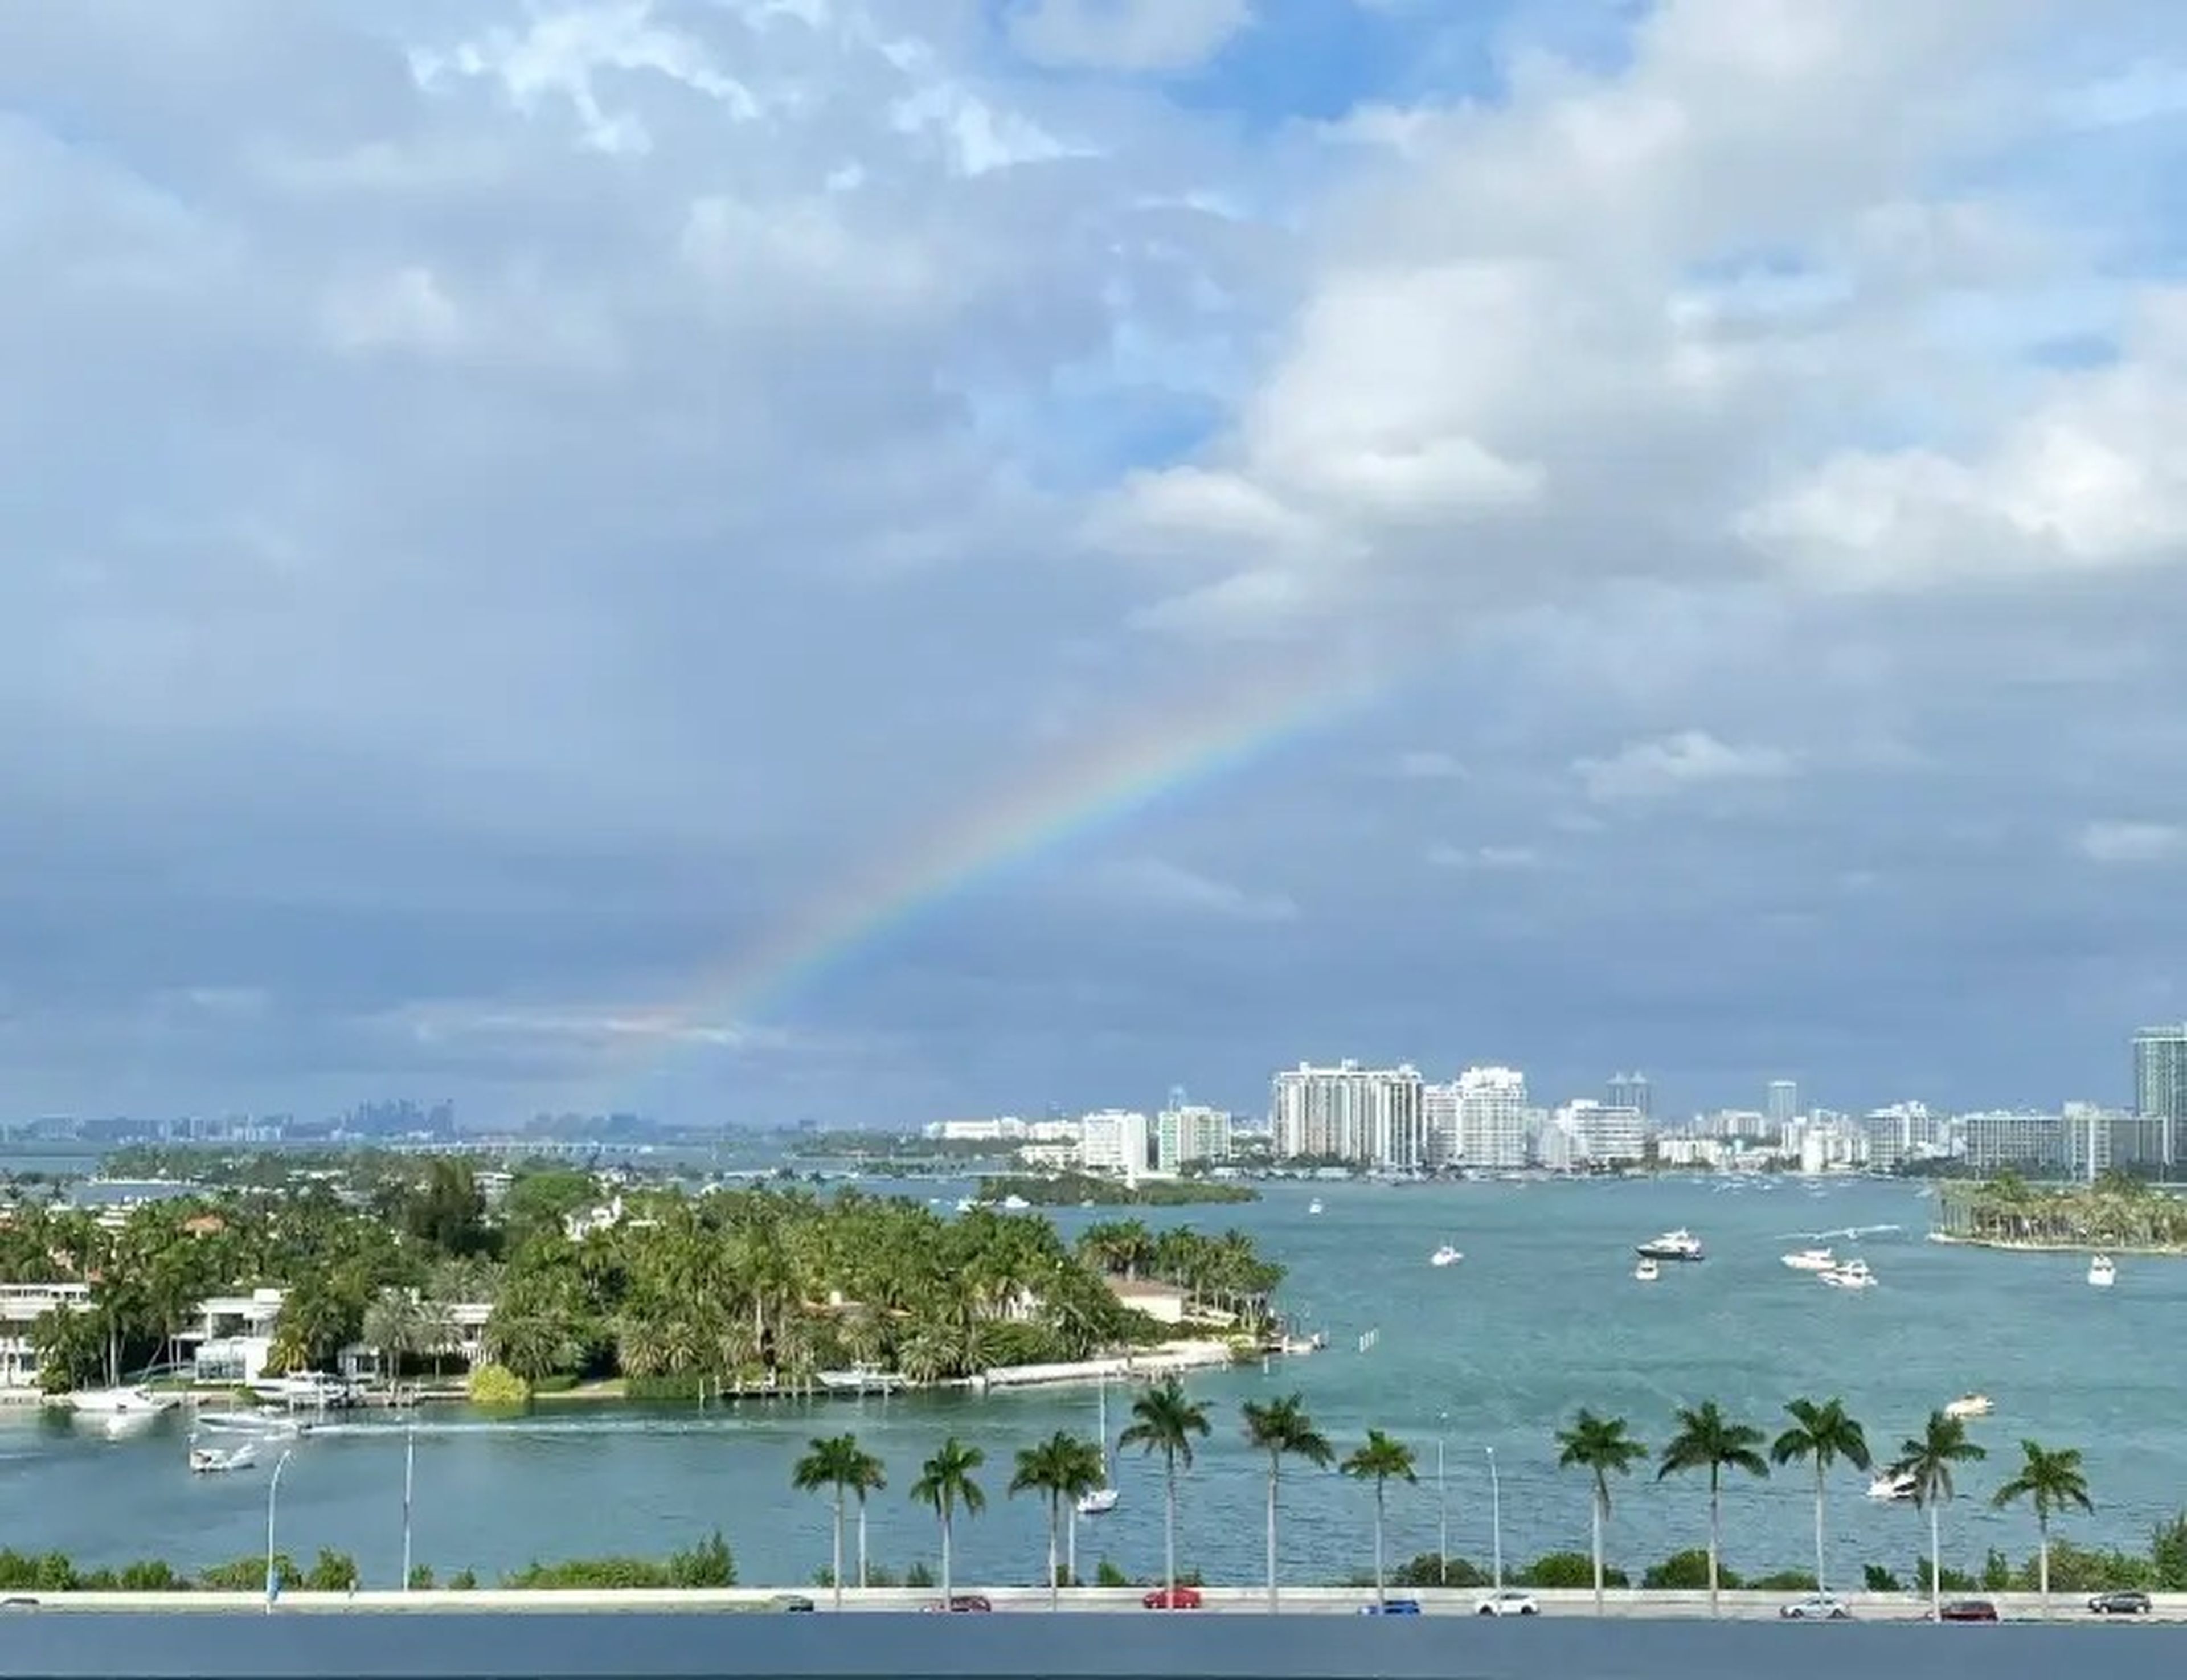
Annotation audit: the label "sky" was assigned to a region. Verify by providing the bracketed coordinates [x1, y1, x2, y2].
[5, 0, 2187, 1129]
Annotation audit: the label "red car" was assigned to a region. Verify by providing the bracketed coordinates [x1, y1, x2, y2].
[1936, 1599, 1998, 1623]
[1142, 1585, 1203, 1610]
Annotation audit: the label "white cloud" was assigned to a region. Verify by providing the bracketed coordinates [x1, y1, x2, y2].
[1575, 730, 1796, 804]
[2077, 821, 2184, 864]
[1426, 843, 1540, 870]
[1007, 0, 1254, 73]
[1102, 858, 1297, 921]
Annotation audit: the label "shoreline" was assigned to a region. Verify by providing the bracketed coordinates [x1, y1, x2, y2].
[1926, 1232, 2187, 1257]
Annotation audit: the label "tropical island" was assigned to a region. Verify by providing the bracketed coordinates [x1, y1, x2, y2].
[2, 1158, 1287, 1402]
[973, 1171, 1257, 1209]
[1930, 1170, 2187, 1253]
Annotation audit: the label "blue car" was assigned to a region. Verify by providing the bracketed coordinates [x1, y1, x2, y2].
[1359, 1598, 1422, 1615]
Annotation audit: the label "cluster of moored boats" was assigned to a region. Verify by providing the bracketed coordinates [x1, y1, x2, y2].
[59, 1371, 359, 1473]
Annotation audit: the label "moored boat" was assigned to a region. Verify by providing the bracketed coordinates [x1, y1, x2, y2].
[2088, 1254, 2116, 1288]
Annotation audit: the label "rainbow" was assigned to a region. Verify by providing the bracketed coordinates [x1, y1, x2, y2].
[609, 662, 1380, 1068]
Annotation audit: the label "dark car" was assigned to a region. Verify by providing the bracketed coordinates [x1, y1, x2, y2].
[1359, 1598, 1422, 1615]
[1937, 1599, 2000, 1622]
[919, 1593, 992, 1613]
[2090, 1591, 2152, 1616]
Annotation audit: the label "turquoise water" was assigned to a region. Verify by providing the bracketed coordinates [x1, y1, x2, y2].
[2, 1177, 2176, 1589]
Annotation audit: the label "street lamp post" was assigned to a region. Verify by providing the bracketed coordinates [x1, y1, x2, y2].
[1485, 1447, 1503, 1590]
[265, 1449, 294, 1614]
[401, 1423, 415, 1590]
[1435, 1415, 1448, 1584]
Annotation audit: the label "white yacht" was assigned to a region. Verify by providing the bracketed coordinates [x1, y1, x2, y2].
[1430, 1245, 1463, 1268]
[1635, 1228, 1705, 1263]
[2088, 1254, 2116, 1289]
[1944, 1393, 1993, 1420]
[998, 1194, 1031, 1212]
[1781, 1247, 1836, 1272]
[816, 1365, 907, 1396]
[1633, 1256, 1661, 1283]
[1866, 1470, 1917, 1502]
[1818, 1258, 1877, 1290]
[67, 1386, 179, 1417]
[1076, 1377, 1119, 1517]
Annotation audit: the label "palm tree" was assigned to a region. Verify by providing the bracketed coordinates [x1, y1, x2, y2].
[1119, 1373, 1211, 1601]
[791, 1433, 867, 1609]
[1555, 1409, 1647, 1613]
[849, 1443, 887, 1589]
[1889, 1409, 1987, 1621]
[910, 1436, 985, 1604]
[1769, 1397, 1870, 1593]
[1240, 1393, 1334, 1611]
[1990, 1439, 2091, 1615]
[1656, 1401, 1769, 1616]
[1341, 1429, 1418, 1608]
[1010, 1432, 1105, 1608]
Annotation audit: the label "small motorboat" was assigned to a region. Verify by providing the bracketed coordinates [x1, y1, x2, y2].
[2088, 1255, 2116, 1288]
[1944, 1393, 1993, 1420]
[1818, 1258, 1877, 1290]
[1633, 1256, 1660, 1283]
[1866, 1470, 1916, 1502]
[1781, 1247, 1836, 1272]
[1430, 1245, 1463, 1268]
[1308, 1199, 1324, 1216]
[189, 1439, 259, 1474]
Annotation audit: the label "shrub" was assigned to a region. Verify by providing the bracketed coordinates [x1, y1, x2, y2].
[667, 1531, 735, 1588]
[305, 1550, 360, 1592]
[408, 1565, 435, 1590]
[448, 1568, 478, 1591]
[1747, 1570, 1817, 1592]
[1914, 1559, 1976, 1592]
[905, 1562, 935, 1588]
[1863, 1564, 1902, 1592]
[531, 1374, 580, 1395]
[625, 1374, 707, 1403]
[200, 1554, 301, 1592]
[1519, 1551, 1627, 1589]
[1643, 1549, 1740, 1591]
[1391, 1552, 1486, 1588]
[468, 1363, 531, 1408]
[1094, 1559, 1128, 1587]
[2152, 1514, 2187, 1592]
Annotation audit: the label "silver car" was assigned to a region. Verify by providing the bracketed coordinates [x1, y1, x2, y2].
[1780, 1593, 1852, 1621]
[1476, 1589, 1539, 1617]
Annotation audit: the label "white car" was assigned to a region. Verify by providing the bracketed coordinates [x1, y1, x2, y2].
[1476, 1589, 1539, 1617]
[1780, 1593, 1852, 1621]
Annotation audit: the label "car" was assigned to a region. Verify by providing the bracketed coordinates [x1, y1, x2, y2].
[769, 1593, 816, 1613]
[1936, 1599, 2000, 1622]
[1142, 1585, 1203, 1610]
[1476, 1589, 1539, 1617]
[1358, 1598, 1423, 1615]
[1779, 1593, 1852, 1621]
[919, 1593, 992, 1613]
[2090, 1590, 2153, 1616]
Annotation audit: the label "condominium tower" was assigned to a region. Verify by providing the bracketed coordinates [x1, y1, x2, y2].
[1271, 1060, 1425, 1169]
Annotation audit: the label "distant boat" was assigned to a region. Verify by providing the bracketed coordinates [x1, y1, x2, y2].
[816, 1365, 907, 1396]
[1633, 1256, 1660, 1283]
[1944, 1393, 1993, 1420]
[189, 1438, 258, 1474]
[1635, 1229, 1705, 1263]
[1307, 1199, 1324, 1216]
[1077, 1377, 1119, 1517]
[2088, 1255, 2116, 1289]
[1781, 1247, 1836, 1272]
[1866, 1470, 1917, 1502]
[1430, 1245, 1463, 1268]
[999, 1194, 1030, 1211]
[68, 1386, 178, 1417]
[1817, 1258, 1877, 1290]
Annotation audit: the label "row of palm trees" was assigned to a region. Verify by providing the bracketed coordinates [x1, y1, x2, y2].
[1559, 1398, 2091, 1617]
[792, 1383, 2096, 1618]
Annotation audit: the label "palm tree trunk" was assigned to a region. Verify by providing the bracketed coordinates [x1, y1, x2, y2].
[1927, 1501, 1941, 1621]
[1373, 1482, 1387, 1608]
[831, 1490, 845, 1610]
[1265, 1462, 1280, 1612]
[1591, 1485, 1606, 1614]
[1812, 1461, 1826, 1592]
[1047, 1497, 1060, 1610]
[857, 1498, 869, 1589]
[941, 1509, 953, 1604]
[1163, 1455, 1178, 1597]
[1707, 1473, 1721, 1616]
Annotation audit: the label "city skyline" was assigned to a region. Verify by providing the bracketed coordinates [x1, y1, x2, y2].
[3, 4, 2185, 1125]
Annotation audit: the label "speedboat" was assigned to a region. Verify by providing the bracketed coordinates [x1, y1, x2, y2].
[1944, 1393, 1993, 1420]
[1635, 1228, 1705, 1263]
[1866, 1470, 1917, 1502]
[67, 1386, 179, 1416]
[1781, 1247, 1836, 1271]
[189, 1439, 258, 1474]
[1430, 1245, 1463, 1268]
[1308, 1199, 1324, 1216]
[1819, 1258, 1877, 1290]
[2088, 1255, 2116, 1288]
[1633, 1256, 1660, 1283]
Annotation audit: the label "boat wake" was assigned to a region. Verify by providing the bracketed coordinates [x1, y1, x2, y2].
[1780, 1223, 1903, 1242]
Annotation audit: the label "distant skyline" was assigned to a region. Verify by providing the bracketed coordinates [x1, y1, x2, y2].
[3, 2, 2186, 1124]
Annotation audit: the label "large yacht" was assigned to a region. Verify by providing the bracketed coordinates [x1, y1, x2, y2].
[1817, 1257, 1877, 1290]
[1781, 1247, 1836, 1272]
[1944, 1393, 1993, 1420]
[2088, 1254, 2116, 1289]
[1635, 1228, 1705, 1263]
[67, 1386, 179, 1417]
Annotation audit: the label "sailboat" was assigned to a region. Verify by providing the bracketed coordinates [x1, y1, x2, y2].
[1077, 1376, 1119, 1515]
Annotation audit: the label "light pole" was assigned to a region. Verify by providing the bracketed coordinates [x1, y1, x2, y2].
[401, 1423, 415, 1590]
[1485, 1446, 1502, 1590]
[1435, 1414, 1448, 1584]
[265, 1449, 294, 1613]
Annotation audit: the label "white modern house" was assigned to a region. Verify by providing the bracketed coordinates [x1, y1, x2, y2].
[176, 1288, 288, 1383]
[0, 1282, 91, 1391]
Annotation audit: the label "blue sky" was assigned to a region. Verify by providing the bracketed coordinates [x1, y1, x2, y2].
[3, 0, 2187, 1128]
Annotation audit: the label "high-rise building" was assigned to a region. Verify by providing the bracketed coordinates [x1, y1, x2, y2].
[1961, 1110, 2067, 1174]
[1455, 1066, 1528, 1168]
[1606, 1073, 1652, 1120]
[1423, 1083, 1462, 1167]
[1270, 1061, 1425, 1169]
[1078, 1110, 1150, 1178]
[2133, 1025, 2187, 1170]
[1555, 1100, 1645, 1166]
[1767, 1080, 1799, 1132]
[1155, 1100, 1233, 1173]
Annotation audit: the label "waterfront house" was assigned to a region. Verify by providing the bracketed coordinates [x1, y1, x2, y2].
[177, 1288, 287, 1383]
[0, 1282, 91, 1391]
